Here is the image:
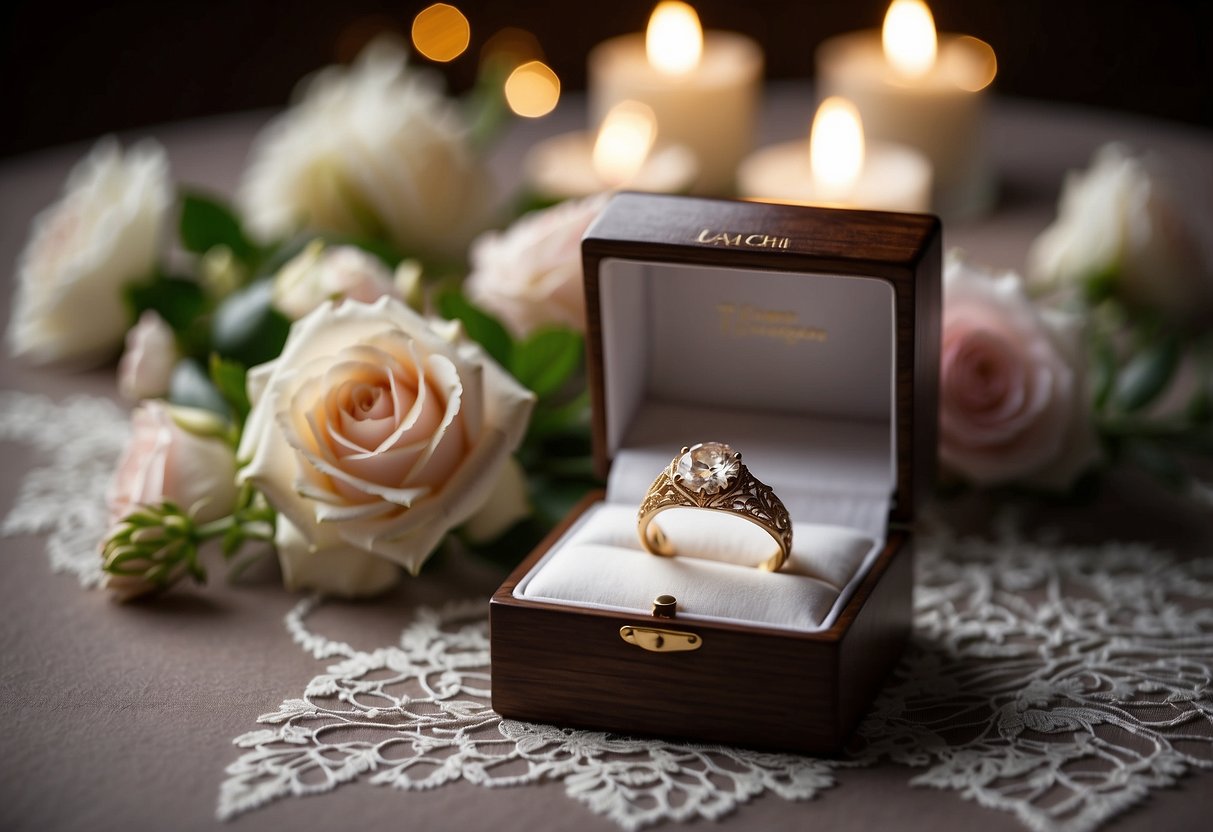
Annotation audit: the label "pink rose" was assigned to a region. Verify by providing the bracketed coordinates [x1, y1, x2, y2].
[939, 252, 1100, 489]
[107, 401, 240, 527]
[117, 310, 179, 402]
[465, 195, 606, 337]
[237, 297, 535, 596]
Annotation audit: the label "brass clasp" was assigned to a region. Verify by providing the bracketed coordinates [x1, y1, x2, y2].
[619, 625, 702, 653]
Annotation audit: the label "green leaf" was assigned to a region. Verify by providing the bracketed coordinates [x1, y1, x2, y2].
[528, 474, 599, 528]
[209, 355, 251, 426]
[179, 191, 257, 261]
[436, 291, 513, 368]
[1113, 337, 1180, 413]
[168, 359, 230, 416]
[1082, 264, 1120, 305]
[512, 328, 583, 398]
[1090, 337, 1117, 411]
[1122, 439, 1187, 489]
[526, 390, 591, 441]
[211, 279, 292, 368]
[125, 275, 208, 335]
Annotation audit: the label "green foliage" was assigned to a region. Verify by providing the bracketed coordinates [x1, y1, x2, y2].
[168, 359, 229, 416]
[210, 279, 292, 368]
[1112, 336, 1180, 413]
[512, 328, 583, 398]
[209, 355, 251, 428]
[436, 290, 513, 368]
[179, 191, 258, 262]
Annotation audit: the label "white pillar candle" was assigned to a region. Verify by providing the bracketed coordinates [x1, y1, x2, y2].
[816, 0, 997, 218]
[588, 2, 762, 196]
[525, 100, 699, 201]
[738, 97, 932, 213]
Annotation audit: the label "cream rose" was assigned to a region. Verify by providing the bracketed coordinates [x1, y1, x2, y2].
[107, 402, 240, 528]
[1028, 143, 1213, 325]
[272, 241, 419, 320]
[8, 138, 171, 366]
[465, 195, 606, 337]
[940, 252, 1100, 489]
[239, 37, 493, 261]
[117, 310, 179, 402]
[237, 297, 535, 596]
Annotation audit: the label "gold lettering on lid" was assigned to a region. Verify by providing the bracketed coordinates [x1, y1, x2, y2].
[696, 228, 791, 249]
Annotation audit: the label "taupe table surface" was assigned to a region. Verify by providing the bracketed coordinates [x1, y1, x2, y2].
[2, 86, 1212, 832]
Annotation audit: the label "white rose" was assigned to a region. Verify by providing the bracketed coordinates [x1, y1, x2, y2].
[117, 310, 180, 402]
[272, 241, 415, 320]
[1028, 143, 1213, 324]
[239, 37, 494, 261]
[8, 138, 171, 366]
[465, 195, 606, 337]
[940, 252, 1100, 489]
[237, 297, 535, 597]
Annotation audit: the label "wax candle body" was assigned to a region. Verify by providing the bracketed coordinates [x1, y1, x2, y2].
[589, 31, 762, 196]
[525, 132, 698, 201]
[738, 139, 932, 213]
[816, 31, 995, 218]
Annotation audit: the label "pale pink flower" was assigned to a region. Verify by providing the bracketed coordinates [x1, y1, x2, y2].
[117, 310, 179, 402]
[107, 401, 239, 528]
[465, 195, 606, 337]
[940, 252, 1100, 489]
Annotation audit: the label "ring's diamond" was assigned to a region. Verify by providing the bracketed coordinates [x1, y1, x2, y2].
[675, 442, 739, 495]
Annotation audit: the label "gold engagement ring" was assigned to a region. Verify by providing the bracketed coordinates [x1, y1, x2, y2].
[637, 442, 792, 572]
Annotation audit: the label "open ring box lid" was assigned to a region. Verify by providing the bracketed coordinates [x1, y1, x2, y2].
[491, 193, 940, 753]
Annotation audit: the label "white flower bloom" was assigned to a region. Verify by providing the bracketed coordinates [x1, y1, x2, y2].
[8, 138, 171, 366]
[239, 37, 494, 261]
[117, 310, 179, 402]
[1028, 143, 1213, 324]
[465, 195, 606, 337]
[237, 297, 535, 596]
[272, 241, 399, 320]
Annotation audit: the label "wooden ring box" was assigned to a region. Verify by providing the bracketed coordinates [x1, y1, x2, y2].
[491, 193, 941, 753]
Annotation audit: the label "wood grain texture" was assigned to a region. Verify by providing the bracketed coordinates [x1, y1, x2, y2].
[581, 192, 941, 524]
[490, 494, 913, 754]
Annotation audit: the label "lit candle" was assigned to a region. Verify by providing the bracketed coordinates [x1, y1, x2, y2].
[816, 0, 997, 218]
[588, 2, 762, 195]
[524, 100, 699, 201]
[737, 96, 932, 213]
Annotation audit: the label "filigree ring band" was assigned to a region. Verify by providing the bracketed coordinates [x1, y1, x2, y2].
[637, 442, 792, 572]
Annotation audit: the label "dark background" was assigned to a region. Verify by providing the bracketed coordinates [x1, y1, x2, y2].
[3, 0, 1210, 159]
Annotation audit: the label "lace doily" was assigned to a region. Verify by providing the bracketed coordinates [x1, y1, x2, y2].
[0, 390, 128, 587]
[3, 391, 1211, 832]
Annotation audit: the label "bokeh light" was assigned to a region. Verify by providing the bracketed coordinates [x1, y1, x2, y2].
[412, 4, 471, 63]
[504, 60, 561, 118]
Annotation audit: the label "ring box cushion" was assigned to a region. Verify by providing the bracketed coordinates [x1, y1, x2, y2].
[491, 193, 941, 753]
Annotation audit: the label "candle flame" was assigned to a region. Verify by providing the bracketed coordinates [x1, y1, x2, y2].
[645, 1, 703, 75]
[882, 0, 937, 78]
[810, 97, 865, 203]
[504, 60, 561, 118]
[593, 100, 658, 187]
